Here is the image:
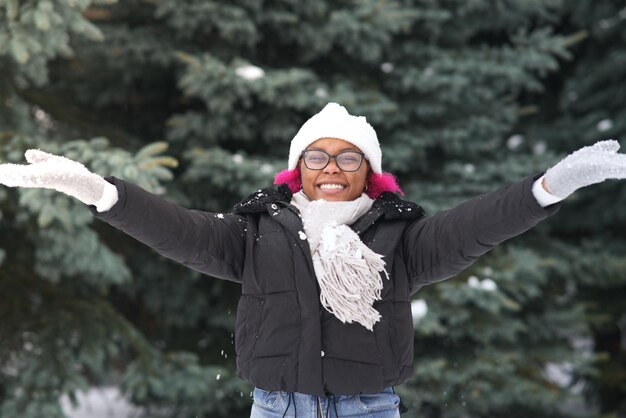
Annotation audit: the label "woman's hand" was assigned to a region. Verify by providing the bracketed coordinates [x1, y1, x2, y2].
[544, 140, 626, 198]
[0, 149, 117, 211]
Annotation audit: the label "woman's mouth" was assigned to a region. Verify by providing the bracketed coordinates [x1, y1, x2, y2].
[319, 184, 345, 190]
[318, 183, 347, 195]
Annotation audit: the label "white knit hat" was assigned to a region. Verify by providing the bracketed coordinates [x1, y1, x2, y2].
[288, 102, 382, 173]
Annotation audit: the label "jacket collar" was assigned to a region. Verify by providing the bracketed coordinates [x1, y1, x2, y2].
[233, 184, 426, 222]
[233, 184, 293, 214]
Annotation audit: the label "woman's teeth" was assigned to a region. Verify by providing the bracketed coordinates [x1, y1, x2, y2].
[319, 184, 345, 189]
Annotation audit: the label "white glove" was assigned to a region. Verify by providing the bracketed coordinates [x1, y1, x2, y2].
[0, 149, 118, 212]
[544, 140, 626, 199]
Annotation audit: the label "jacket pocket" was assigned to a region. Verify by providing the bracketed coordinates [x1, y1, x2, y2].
[322, 313, 383, 365]
[235, 294, 264, 358]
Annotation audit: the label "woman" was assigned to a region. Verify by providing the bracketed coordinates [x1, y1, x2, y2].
[1, 102, 625, 417]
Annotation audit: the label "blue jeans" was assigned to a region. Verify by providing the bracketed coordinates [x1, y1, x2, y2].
[250, 386, 401, 418]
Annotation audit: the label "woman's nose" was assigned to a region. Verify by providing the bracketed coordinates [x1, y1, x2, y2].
[323, 157, 341, 174]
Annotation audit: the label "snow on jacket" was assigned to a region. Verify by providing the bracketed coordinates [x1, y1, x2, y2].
[90, 172, 562, 396]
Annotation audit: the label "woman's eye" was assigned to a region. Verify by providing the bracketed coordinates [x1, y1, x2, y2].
[339, 155, 359, 163]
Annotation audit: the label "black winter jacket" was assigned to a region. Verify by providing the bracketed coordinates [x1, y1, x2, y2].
[91, 172, 562, 396]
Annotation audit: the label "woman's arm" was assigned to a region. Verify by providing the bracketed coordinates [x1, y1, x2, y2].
[402, 172, 562, 293]
[403, 139, 626, 293]
[90, 177, 247, 283]
[0, 149, 247, 283]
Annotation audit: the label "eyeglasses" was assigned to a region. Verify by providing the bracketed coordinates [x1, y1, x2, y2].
[301, 150, 366, 172]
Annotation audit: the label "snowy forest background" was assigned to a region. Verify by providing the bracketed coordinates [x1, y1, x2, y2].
[1, 1, 625, 417]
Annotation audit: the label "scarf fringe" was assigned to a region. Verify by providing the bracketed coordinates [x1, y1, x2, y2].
[313, 225, 389, 331]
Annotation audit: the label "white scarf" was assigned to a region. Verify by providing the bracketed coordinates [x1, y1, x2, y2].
[291, 191, 389, 331]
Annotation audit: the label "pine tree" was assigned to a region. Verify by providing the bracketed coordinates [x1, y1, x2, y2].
[523, 1, 626, 415]
[1, 1, 623, 417]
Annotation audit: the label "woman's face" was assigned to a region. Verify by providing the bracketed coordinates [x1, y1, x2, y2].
[299, 137, 369, 201]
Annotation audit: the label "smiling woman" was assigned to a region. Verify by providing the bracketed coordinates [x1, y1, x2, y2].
[2, 102, 625, 418]
[299, 138, 369, 201]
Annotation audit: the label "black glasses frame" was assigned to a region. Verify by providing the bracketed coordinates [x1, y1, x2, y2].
[301, 150, 366, 172]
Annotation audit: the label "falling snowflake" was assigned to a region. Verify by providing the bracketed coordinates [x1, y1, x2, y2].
[507, 135, 524, 150]
[380, 62, 394, 73]
[468, 276, 497, 292]
[481, 279, 497, 291]
[235, 65, 265, 80]
[533, 141, 547, 155]
[411, 299, 428, 322]
[597, 119, 613, 132]
[315, 87, 328, 98]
